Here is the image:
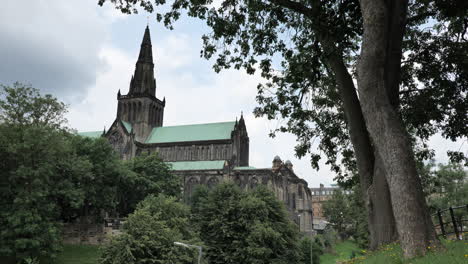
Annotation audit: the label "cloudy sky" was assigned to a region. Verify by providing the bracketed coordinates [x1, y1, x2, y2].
[1, 0, 465, 187]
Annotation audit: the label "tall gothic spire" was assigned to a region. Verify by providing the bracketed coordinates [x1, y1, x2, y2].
[138, 26, 153, 63]
[128, 26, 156, 96]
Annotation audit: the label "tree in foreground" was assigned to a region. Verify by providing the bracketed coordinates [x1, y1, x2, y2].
[0, 83, 73, 261]
[192, 183, 301, 264]
[100, 194, 198, 264]
[99, 0, 467, 257]
[118, 153, 182, 216]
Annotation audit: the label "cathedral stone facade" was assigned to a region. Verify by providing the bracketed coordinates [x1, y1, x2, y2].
[80, 26, 313, 235]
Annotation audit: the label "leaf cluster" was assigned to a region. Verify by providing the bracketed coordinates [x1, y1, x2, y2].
[191, 182, 301, 264]
[322, 187, 368, 247]
[100, 194, 198, 264]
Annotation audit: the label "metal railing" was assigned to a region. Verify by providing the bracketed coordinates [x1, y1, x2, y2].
[431, 204, 467, 240]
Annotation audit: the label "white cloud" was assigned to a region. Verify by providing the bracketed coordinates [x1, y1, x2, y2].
[0, 0, 115, 100]
[67, 45, 134, 131]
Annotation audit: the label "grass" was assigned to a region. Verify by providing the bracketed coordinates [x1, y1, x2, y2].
[320, 240, 363, 264]
[342, 239, 467, 264]
[52, 244, 100, 264]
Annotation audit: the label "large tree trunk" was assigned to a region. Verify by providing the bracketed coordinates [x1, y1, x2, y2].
[358, 0, 437, 257]
[367, 154, 398, 250]
[273, 0, 398, 250]
[321, 44, 397, 249]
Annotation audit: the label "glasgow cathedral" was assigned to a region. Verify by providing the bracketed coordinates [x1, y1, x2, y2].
[79, 26, 313, 234]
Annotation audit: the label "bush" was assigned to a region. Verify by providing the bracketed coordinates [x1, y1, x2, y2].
[299, 236, 323, 264]
[100, 195, 199, 264]
[192, 183, 301, 264]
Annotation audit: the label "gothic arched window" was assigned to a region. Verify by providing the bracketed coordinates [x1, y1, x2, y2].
[132, 102, 137, 121]
[185, 177, 199, 202]
[234, 176, 242, 187]
[292, 193, 296, 209]
[250, 177, 259, 189]
[128, 103, 132, 121]
[207, 177, 219, 189]
[138, 102, 142, 121]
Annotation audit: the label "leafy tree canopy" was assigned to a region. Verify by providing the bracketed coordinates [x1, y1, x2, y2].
[0, 83, 76, 260]
[422, 161, 468, 211]
[100, 194, 199, 264]
[118, 153, 182, 216]
[192, 182, 301, 264]
[322, 187, 368, 247]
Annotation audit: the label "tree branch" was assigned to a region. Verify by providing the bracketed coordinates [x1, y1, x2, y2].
[268, 0, 316, 18]
[407, 11, 437, 25]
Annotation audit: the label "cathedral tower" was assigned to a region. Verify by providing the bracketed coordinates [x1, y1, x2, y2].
[116, 26, 165, 141]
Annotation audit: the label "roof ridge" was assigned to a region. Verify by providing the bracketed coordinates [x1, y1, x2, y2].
[155, 121, 236, 129]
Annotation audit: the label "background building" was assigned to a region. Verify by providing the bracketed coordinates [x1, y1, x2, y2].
[310, 184, 344, 232]
[79, 26, 313, 234]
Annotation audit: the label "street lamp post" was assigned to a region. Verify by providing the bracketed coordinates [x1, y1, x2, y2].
[174, 241, 202, 264]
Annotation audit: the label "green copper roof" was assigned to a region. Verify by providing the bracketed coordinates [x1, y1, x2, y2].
[146, 121, 236, 144]
[167, 160, 226, 171]
[234, 166, 257, 170]
[122, 120, 132, 133]
[78, 131, 102, 138]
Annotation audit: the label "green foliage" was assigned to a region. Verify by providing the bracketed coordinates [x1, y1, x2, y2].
[100, 194, 198, 264]
[59, 136, 125, 222]
[192, 182, 300, 264]
[425, 162, 467, 210]
[0, 84, 75, 261]
[0, 83, 180, 261]
[319, 240, 362, 264]
[118, 153, 181, 216]
[421, 161, 467, 227]
[0, 82, 67, 128]
[298, 236, 323, 264]
[322, 188, 368, 247]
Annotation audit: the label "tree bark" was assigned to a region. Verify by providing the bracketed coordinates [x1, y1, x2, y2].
[320, 40, 398, 249]
[271, 0, 399, 249]
[357, 0, 437, 257]
[367, 153, 398, 250]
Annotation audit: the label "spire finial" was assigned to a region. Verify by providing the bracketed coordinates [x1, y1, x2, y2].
[147, 16, 150, 26]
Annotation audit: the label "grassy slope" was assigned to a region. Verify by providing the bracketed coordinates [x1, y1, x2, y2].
[320, 240, 363, 264]
[347, 239, 467, 264]
[39, 239, 467, 264]
[52, 244, 100, 264]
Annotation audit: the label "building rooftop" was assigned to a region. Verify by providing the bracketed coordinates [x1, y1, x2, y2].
[78, 131, 102, 138]
[122, 120, 132, 133]
[233, 166, 257, 170]
[145, 121, 236, 144]
[166, 160, 226, 171]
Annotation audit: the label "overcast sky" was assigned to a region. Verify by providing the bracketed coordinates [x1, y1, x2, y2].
[1, 0, 465, 187]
